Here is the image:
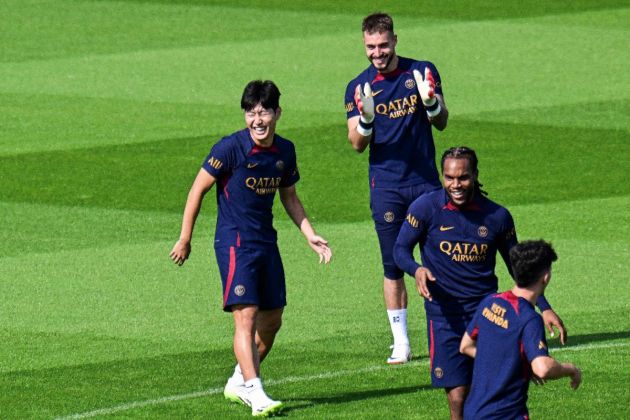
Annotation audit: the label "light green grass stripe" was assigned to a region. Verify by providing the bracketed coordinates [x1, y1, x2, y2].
[54, 340, 629, 419]
[0, 12, 627, 114]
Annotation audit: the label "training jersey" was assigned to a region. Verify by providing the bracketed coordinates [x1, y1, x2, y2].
[394, 189, 517, 318]
[464, 291, 549, 420]
[202, 129, 299, 248]
[344, 56, 443, 189]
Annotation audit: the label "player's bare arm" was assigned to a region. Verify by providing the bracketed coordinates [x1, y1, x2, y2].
[169, 169, 216, 266]
[541, 309, 568, 345]
[531, 356, 582, 389]
[414, 266, 436, 301]
[430, 94, 448, 131]
[279, 185, 332, 264]
[347, 82, 375, 153]
[347, 115, 370, 153]
[459, 332, 477, 358]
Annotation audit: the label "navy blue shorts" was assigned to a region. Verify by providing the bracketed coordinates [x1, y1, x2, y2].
[370, 183, 440, 279]
[215, 244, 286, 312]
[427, 317, 474, 388]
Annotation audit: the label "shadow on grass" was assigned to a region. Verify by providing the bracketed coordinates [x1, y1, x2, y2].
[283, 384, 433, 413]
[554, 330, 630, 347]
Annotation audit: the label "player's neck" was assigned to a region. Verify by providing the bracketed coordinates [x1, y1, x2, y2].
[251, 133, 275, 148]
[510, 286, 539, 306]
[379, 55, 399, 75]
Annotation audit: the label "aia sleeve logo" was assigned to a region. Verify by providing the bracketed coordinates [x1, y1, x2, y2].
[207, 156, 223, 170]
[406, 213, 419, 228]
[345, 102, 355, 112]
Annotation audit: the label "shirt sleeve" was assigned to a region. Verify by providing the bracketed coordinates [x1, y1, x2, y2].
[280, 143, 300, 187]
[345, 80, 360, 120]
[393, 199, 428, 277]
[202, 138, 234, 179]
[497, 209, 518, 278]
[522, 316, 550, 362]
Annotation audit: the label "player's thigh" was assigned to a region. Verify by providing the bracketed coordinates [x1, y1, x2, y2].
[370, 188, 408, 279]
[216, 246, 264, 312]
[427, 318, 473, 388]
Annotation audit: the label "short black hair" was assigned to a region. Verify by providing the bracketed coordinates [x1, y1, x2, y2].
[509, 240, 558, 288]
[241, 80, 281, 111]
[362, 13, 394, 34]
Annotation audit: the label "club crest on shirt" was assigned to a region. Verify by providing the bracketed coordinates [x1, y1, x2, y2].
[434, 367, 444, 378]
[478, 226, 488, 238]
[405, 78, 416, 89]
[234, 285, 246, 296]
[384, 211, 395, 223]
[275, 160, 285, 171]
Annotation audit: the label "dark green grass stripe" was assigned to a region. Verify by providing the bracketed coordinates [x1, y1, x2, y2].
[0, 116, 628, 221]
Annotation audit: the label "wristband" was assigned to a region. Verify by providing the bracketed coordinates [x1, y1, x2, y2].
[425, 100, 441, 118]
[357, 117, 374, 137]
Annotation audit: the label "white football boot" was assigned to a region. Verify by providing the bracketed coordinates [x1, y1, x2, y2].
[387, 344, 412, 364]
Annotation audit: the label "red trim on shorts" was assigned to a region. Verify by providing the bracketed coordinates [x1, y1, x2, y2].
[429, 320, 435, 370]
[223, 246, 236, 307]
[236, 232, 241, 247]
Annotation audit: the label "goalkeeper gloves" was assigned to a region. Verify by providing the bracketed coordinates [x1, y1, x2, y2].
[354, 82, 375, 136]
[413, 68, 441, 117]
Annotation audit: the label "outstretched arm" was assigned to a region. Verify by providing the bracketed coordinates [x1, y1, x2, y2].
[279, 185, 332, 264]
[169, 169, 216, 266]
[531, 356, 581, 390]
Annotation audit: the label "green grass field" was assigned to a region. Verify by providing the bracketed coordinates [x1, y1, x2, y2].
[1, 0, 629, 418]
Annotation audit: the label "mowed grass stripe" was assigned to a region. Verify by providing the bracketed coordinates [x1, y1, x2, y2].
[0, 8, 627, 115]
[54, 340, 630, 419]
[1, 116, 627, 218]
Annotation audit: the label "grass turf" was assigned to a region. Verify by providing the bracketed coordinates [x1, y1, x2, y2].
[1, 1, 629, 418]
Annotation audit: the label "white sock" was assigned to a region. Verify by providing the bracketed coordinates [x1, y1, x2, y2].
[245, 377, 274, 406]
[387, 309, 410, 347]
[230, 364, 244, 385]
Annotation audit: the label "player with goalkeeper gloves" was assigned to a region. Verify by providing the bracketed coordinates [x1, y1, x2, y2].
[344, 12, 448, 365]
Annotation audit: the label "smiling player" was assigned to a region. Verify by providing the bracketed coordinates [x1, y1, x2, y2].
[394, 147, 567, 420]
[344, 12, 449, 365]
[170, 80, 332, 417]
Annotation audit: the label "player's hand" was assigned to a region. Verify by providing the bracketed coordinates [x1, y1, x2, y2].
[307, 235, 332, 264]
[570, 367, 582, 390]
[531, 373, 546, 386]
[414, 267, 436, 301]
[354, 83, 375, 123]
[169, 240, 191, 266]
[413, 68, 437, 107]
[541, 309, 567, 345]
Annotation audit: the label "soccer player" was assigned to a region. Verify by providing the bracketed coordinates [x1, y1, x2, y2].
[393, 147, 567, 420]
[169, 80, 332, 417]
[344, 12, 448, 364]
[460, 240, 581, 419]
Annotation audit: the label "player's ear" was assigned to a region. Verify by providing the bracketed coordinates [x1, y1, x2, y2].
[274, 107, 282, 121]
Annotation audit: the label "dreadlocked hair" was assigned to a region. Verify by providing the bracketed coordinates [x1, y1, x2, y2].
[440, 146, 488, 196]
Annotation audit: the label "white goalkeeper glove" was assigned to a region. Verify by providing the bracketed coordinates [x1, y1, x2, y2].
[354, 82, 375, 136]
[413, 68, 441, 117]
